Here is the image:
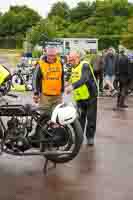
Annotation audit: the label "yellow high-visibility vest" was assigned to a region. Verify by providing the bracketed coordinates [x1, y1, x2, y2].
[71, 61, 98, 101]
[0, 64, 10, 85]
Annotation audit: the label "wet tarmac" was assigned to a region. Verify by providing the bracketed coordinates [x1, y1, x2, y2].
[0, 94, 133, 200]
[0, 54, 13, 69]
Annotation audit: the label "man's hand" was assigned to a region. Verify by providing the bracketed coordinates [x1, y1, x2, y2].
[33, 95, 40, 104]
[65, 85, 73, 95]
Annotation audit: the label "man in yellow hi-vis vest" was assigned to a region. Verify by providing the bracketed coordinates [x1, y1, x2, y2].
[65, 52, 98, 146]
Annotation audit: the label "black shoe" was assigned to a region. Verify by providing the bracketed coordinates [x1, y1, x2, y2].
[120, 104, 128, 108]
[87, 138, 94, 146]
[113, 106, 120, 111]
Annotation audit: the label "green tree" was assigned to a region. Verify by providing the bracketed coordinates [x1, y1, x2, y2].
[48, 2, 70, 20]
[26, 0, 133, 50]
[95, 0, 129, 48]
[121, 17, 133, 49]
[0, 6, 41, 37]
[70, 1, 95, 22]
[26, 19, 55, 46]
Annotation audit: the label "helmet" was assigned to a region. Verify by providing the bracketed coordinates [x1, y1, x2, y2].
[51, 103, 77, 125]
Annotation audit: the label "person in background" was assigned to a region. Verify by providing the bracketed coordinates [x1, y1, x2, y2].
[104, 47, 116, 96]
[65, 51, 98, 146]
[114, 47, 131, 109]
[40, 48, 47, 60]
[64, 55, 72, 82]
[91, 52, 104, 94]
[127, 52, 133, 93]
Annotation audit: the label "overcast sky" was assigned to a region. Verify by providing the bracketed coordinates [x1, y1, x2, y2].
[0, 0, 133, 17]
[0, 0, 89, 17]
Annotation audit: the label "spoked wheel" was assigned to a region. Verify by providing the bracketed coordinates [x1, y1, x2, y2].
[128, 88, 133, 96]
[12, 74, 24, 85]
[112, 89, 119, 97]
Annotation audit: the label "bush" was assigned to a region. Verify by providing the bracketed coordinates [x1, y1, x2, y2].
[32, 50, 42, 58]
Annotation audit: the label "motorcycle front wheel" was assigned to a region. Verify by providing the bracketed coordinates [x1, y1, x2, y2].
[40, 118, 83, 163]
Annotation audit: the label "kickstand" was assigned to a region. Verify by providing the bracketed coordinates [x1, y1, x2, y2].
[43, 158, 57, 174]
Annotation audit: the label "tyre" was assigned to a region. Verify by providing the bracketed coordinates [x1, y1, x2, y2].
[0, 125, 3, 139]
[6, 79, 12, 93]
[0, 125, 3, 154]
[5, 80, 11, 93]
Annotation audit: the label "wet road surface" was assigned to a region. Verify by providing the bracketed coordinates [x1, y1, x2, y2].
[0, 54, 13, 69]
[0, 94, 133, 200]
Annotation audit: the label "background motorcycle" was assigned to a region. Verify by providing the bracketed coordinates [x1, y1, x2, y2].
[11, 63, 33, 91]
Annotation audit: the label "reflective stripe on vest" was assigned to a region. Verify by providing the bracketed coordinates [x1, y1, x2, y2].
[0, 64, 10, 85]
[71, 61, 98, 101]
[39, 60, 62, 95]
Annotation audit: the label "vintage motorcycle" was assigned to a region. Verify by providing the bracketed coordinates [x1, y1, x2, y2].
[11, 63, 33, 91]
[0, 92, 83, 173]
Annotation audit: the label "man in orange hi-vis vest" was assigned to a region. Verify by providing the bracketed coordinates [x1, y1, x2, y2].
[33, 47, 64, 113]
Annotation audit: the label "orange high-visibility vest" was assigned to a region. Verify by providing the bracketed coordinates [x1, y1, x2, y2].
[39, 60, 62, 95]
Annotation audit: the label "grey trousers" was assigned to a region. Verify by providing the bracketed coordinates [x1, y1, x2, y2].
[39, 94, 62, 114]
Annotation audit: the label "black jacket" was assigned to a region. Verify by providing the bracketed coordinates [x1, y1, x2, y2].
[115, 53, 131, 82]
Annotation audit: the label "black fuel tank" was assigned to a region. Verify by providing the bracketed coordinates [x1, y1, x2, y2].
[0, 105, 27, 116]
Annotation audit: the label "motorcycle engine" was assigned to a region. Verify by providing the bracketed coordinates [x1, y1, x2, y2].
[43, 122, 70, 147]
[5, 117, 31, 152]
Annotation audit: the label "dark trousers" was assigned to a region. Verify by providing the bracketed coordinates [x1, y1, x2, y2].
[94, 70, 103, 92]
[77, 98, 97, 140]
[117, 81, 129, 107]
